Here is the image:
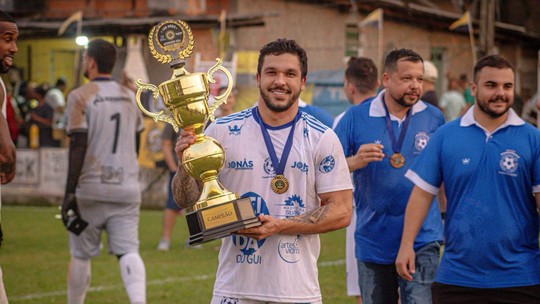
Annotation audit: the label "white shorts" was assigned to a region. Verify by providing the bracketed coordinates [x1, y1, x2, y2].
[69, 199, 141, 259]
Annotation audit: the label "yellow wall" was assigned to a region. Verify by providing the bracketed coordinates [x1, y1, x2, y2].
[13, 37, 116, 91]
[13, 38, 81, 90]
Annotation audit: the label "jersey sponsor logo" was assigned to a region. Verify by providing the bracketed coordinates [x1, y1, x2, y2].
[414, 132, 430, 152]
[228, 124, 243, 135]
[462, 158, 470, 165]
[93, 94, 131, 105]
[291, 161, 309, 173]
[278, 235, 302, 263]
[227, 158, 254, 170]
[276, 194, 306, 218]
[232, 192, 269, 265]
[318, 155, 335, 173]
[100, 166, 124, 184]
[499, 150, 519, 176]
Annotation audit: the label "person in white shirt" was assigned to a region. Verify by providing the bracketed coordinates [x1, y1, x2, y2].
[173, 38, 353, 304]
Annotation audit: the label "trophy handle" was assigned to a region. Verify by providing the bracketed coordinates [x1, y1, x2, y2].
[135, 79, 179, 132]
[207, 58, 233, 122]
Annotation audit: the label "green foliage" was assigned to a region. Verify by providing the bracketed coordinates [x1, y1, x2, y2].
[1, 206, 352, 303]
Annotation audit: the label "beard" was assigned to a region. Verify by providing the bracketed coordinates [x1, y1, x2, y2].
[260, 86, 300, 113]
[0, 59, 10, 74]
[477, 95, 512, 118]
[391, 91, 420, 108]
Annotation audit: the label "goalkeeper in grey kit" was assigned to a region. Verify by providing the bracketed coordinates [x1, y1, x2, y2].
[61, 38, 146, 304]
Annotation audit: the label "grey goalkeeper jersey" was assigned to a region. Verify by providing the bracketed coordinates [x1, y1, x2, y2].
[66, 79, 144, 203]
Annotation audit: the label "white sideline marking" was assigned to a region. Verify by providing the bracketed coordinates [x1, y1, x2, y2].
[10, 260, 345, 301]
[10, 274, 215, 301]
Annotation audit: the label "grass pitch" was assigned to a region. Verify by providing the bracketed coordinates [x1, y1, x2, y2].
[1, 205, 351, 303]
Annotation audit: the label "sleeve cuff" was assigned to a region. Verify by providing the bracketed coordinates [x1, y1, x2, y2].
[404, 169, 439, 195]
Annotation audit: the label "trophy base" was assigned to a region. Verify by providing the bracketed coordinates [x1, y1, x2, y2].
[186, 197, 261, 245]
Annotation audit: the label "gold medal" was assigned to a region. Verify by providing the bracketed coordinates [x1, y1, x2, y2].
[271, 175, 289, 194]
[390, 153, 405, 169]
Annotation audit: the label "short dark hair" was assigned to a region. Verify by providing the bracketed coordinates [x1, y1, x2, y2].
[384, 49, 423, 73]
[55, 77, 66, 87]
[86, 39, 117, 74]
[473, 55, 514, 82]
[0, 10, 16, 23]
[345, 57, 378, 94]
[257, 38, 308, 78]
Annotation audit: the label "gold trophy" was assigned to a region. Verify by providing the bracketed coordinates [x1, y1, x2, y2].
[136, 20, 261, 245]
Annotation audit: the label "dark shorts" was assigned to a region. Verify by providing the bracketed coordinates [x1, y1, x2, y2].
[432, 282, 540, 304]
[166, 172, 181, 211]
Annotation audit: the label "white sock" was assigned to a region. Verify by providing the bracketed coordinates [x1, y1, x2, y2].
[119, 253, 146, 304]
[67, 257, 91, 304]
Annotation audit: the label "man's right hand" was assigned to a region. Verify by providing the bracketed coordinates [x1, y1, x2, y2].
[175, 129, 197, 159]
[61, 193, 88, 235]
[395, 244, 416, 282]
[348, 143, 385, 171]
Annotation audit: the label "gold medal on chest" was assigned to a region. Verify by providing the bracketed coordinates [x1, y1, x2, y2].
[271, 174, 289, 194]
[390, 153, 405, 169]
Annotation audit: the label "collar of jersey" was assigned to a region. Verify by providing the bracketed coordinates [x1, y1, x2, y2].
[252, 106, 300, 130]
[460, 106, 524, 130]
[369, 89, 427, 120]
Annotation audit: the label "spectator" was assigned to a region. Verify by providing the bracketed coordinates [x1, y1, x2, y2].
[44, 77, 67, 143]
[421, 60, 439, 109]
[27, 84, 58, 147]
[439, 76, 466, 122]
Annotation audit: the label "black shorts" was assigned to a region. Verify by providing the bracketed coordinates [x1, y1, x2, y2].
[432, 282, 540, 304]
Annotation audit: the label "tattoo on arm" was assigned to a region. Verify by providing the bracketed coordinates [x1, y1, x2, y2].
[288, 205, 329, 224]
[172, 165, 202, 208]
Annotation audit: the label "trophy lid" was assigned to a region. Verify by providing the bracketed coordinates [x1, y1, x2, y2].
[149, 19, 194, 65]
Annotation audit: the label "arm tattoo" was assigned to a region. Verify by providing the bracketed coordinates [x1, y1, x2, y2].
[172, 164, 202, 208]
[288, 205, 329, 224]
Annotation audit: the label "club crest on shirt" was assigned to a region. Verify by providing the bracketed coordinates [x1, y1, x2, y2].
[499, 150, 519, 176]
[232, 192, 269, 264]
[262, 157, 275, 177]
[414, 132, 430, 152]
[318, 155, 335, 173]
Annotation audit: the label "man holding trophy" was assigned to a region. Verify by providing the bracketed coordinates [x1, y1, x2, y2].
[173, 38, 353, 303]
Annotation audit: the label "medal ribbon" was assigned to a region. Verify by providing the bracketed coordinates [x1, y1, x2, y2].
[381, 95, 412, 155]
[253, 107, 301, 177]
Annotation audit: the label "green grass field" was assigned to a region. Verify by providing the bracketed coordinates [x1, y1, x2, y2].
[0, 205, 353, 303]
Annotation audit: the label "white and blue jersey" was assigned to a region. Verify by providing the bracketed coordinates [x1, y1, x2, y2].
[406, 107, 540, 288]
[206, 106, 352, 303]
[334, 90, 444, 264]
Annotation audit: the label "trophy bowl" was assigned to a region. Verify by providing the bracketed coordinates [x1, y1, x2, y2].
[135, 19, 261, 245]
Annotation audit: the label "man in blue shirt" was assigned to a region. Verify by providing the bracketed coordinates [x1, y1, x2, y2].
[335, 49, 444, 304]
[396, 55, 540, 303]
